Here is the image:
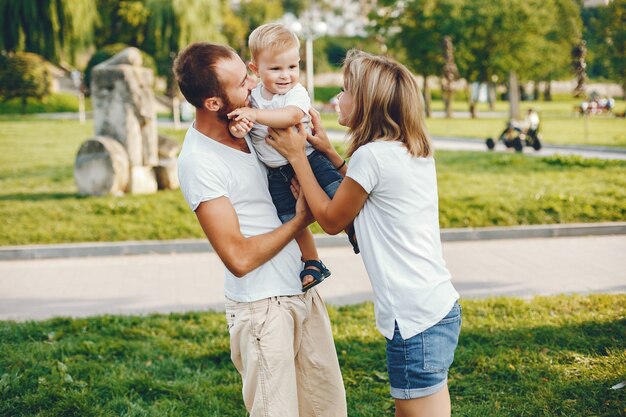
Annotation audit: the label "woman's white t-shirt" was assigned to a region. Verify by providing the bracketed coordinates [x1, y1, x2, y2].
[346, 141, 459, 340]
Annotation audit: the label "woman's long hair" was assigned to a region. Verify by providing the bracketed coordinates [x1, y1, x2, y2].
[343, 49, 432, 158]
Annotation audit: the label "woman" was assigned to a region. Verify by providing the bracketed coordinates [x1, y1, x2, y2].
[267, 50, 461, 417]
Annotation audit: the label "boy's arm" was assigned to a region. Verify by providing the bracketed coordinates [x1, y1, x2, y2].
[195, 193, 312, 277]
[229, 105, 305, 128]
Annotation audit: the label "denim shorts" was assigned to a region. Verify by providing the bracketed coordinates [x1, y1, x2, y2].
[268, 150, 343, 223]
[386, 302, 462, 400]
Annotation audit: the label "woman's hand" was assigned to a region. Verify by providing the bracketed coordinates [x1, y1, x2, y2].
[266, 123, 308, 162]
[306, 108, 334, 155]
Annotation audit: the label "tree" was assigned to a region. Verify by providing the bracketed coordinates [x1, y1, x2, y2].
[527, 0, 582, 101]
[0, 52, 51, 113]
[599, 0, 626, 99]
[0, 0, 98, 64]
[441, 36, 459, 118]
[371, 0, 464, 117]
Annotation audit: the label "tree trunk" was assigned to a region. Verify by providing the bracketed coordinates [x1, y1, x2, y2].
[423, 76, 431, 118]
[466, 85, 477, 119]
[533, 82, 540, 101]
[509, 71, 520, 120]
[543, 80, 552, 101]
[487, 81, 496, 111]
[444, 80, 453, 119]
[21, 97, 27, 114]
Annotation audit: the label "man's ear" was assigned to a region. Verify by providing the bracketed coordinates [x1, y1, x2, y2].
[248, 61, 259, 77]
[203, 97, 222, 112]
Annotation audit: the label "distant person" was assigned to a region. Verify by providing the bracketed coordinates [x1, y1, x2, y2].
[523, 108, 540, 140]
[268, 49, 461, 417]
[227, 23, 359, 291]
[174, 42, 347, 417]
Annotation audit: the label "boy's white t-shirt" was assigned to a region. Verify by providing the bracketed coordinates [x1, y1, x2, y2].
[346, 141, 459, 340]
[177, 124, 303, 302]
[248, 82, 314, 168]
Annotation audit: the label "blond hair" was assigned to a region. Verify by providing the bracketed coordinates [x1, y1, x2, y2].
[248, 23, 300, 62]
[342, 49, 432, 158]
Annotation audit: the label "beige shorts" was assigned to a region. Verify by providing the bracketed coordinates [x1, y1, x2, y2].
[225, 288, 347, 417]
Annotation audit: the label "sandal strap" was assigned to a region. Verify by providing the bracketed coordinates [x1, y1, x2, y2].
[303, 259, 330, 278]
[300, 268, 322, 280]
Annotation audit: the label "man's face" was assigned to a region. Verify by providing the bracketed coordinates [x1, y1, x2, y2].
[215, 55, 257, 118]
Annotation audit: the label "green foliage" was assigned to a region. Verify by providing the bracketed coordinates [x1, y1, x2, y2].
[0, 0, 98, 64]
[83, 44, 157, 94]
[580, 0, 625, 86]
[0, 93, 91, 115]
[0, 294, 624, 416]
[371, 0, 583, 86]
[319, 35, 385, 69]
[315, 86, 342, 103]
[0, 52, 51, 113]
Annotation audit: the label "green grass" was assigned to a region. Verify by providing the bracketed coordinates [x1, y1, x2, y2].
[320, 98, 626, 148]
[0, 294, 624, 416]
[0, 93, 92, 115]
[1, 119, 625, 245]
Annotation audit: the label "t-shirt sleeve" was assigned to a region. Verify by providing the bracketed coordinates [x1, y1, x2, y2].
[284, 83, 311, 114]
[177, 152, 229, 212]
[346, 145, 380, 194]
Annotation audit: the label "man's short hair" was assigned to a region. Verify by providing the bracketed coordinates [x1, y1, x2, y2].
[173, 42, 236, 108]
[248, 23, 300, 63]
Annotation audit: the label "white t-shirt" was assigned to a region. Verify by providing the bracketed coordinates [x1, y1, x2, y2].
[248, 82, 314, 168]
[177, 125, 303, 302]
[346, 141, 459, 340]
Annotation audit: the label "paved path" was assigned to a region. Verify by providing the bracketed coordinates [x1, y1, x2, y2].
[1, 235, 624, 321]
[325, 131, 626, 160]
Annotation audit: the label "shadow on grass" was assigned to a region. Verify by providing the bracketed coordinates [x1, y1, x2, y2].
[333, 317, 625, 416]
[0, 192, 82, 202]
[1, 309, 624, 417]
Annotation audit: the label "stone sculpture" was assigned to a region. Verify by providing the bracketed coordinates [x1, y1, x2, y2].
[74, 47, 179, 195]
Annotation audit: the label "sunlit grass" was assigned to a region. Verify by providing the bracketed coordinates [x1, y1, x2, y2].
[1, 119, 625, 245]
[1, 294, 624, 416]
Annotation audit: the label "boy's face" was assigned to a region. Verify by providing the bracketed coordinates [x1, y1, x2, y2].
[251, 47, 300, 96]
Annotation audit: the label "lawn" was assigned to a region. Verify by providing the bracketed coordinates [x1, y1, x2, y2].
[1, 119, 625, 245]
[320, 98, 626, 148]
[0, 294, 624, 416]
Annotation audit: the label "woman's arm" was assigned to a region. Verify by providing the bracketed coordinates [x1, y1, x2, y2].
[267, 124, 368, 234]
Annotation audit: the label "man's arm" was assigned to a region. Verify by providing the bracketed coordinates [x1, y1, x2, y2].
[228, 106, 304, 128]
[195, 194, 312, 277]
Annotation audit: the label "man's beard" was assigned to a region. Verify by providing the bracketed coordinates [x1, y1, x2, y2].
[217, 95, 234, 121]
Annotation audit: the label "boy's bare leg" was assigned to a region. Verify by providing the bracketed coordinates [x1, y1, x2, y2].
[295, 228, 320, 287]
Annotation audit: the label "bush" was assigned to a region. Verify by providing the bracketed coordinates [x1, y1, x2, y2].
[0, 52, 51, 113]
[0, 93, 92, 114]
[84, 44, 157, 94]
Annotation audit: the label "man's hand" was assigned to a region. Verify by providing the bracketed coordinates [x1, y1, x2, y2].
[228, 107, 257, 123]
[292, 178, 314, 227]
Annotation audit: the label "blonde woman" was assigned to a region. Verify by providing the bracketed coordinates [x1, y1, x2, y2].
[267, 50, 461, 417]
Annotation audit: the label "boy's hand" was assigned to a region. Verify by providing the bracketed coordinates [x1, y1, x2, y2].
[230, 119, 253, 136]
[228, 107, 257, 123]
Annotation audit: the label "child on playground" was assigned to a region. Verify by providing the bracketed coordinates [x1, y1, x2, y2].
[227, 23, 358, 291]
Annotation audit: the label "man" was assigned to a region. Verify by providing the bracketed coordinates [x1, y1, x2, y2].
[174, 42, 347, 417]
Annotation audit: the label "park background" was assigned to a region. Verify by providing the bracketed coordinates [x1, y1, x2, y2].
[1, 0, 625, 416]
